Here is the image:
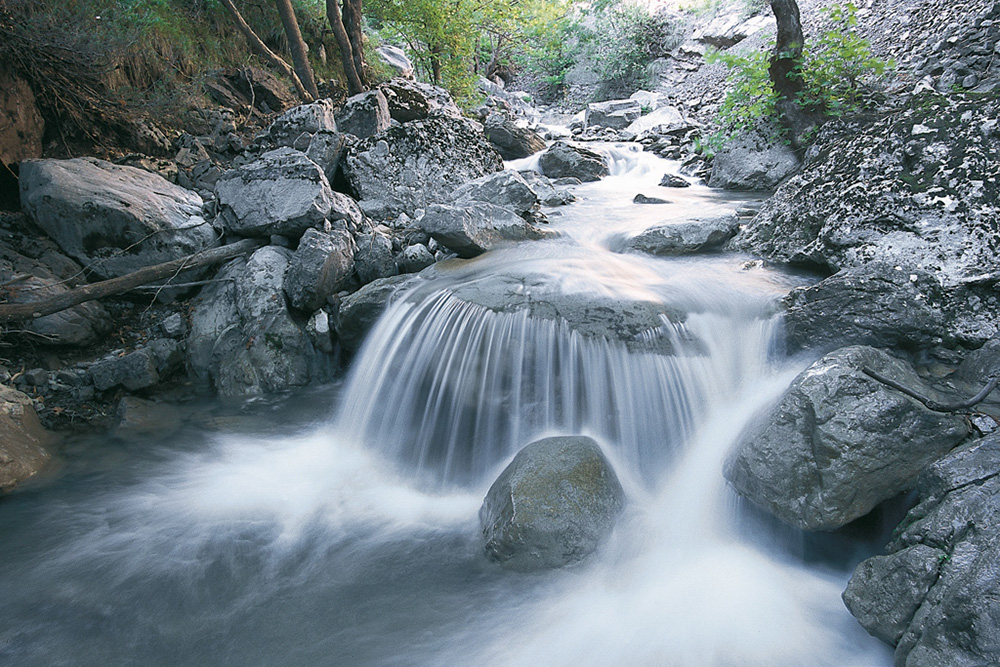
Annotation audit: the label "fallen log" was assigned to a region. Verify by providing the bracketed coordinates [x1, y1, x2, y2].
[0, 238, 263, 323]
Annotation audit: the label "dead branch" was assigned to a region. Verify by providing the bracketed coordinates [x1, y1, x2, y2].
[0, 239, 262, 324]
[863, 367, 1000, 413]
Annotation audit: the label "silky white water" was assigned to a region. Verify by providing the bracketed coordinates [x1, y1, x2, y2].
[0, 143, 892, 666]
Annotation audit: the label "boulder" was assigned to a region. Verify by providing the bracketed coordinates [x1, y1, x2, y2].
[627, 215, 739, 256]
[418, 202, 554, 258]
[708, 130, 801, 190]
[267, 99, 338, 147]
[187, 246, 331, 396]
[354, 230, 398, 284]
[376, 45, 414, 79]
[0, 385, 51, 493]
[844, 433, 1000, 665]
[336, 90, 391, 139]
[19, 158, 217, 279]
[691, 13, 771, 47]
[660, 173, 690, 188]
[378, 78, 462, 123]
[484, 114, 547, 160]
[215, 147, 337, 238]
[450, 170, 538, 216]
[89, 348, 161, 391]
[344, 115, 503, 219]
[519, 170, 576, 206]
[724, 346, 969, 531]
[479, 435, 626, 571]
[585, 99, 642, 130]
[305, 130, 350, 184]
[283, 228, 356, 312]
[397, 243, 435, 273]
[335, 273, 421, 353]
[624, 105, 689, 136]
[781, 262, 952, 353]
[537, 141, 609, 182]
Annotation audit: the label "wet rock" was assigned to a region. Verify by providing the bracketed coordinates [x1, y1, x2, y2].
[335, 273, 422, 353]
[114, 396, 185, 438]
[633, 194, 670, 204]
[284, 228, 356, 311]
[519, 170, 576, 206]
[378, 78, 462, 123]
[354, 231, 398, 284]
[628, 216, 739, 256]
[344, 115, 503, 219]
[708, 130, 800, 191]
[19, 158, 217, 279]
[418, 202, 554, 258]
[724, 345, 970, 531]
[585, 99, 642, 130]
[538, 141, 609, 182]
[659, 173, 690, 188]
[0, 385, 52, 493]
[215, 147, 336, 238]
[451, 170, 538, 216]
[336, 90, 391, 139]
[267, 99, 338, 147]
[844, 432, 1000, 665]
[484, 114, 547, 160]
[89, 348, 160, 392]
[479, 435, 625, 571]
[187, 246, 331, 396]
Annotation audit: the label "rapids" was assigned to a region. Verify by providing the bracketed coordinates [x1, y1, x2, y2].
[0, 143, 893, 666]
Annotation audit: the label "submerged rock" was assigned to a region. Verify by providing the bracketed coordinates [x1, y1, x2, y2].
[479, 435, 625, 571]
[844, 433, 1000, 665]
[19, 157, 217, 279]
[335, 273, 422, 353]
[0, 385, 52, 493]
[724, 345, 969, 531]
[538, 141, 609, 182]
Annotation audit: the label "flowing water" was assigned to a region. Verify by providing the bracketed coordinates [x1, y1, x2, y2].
[0, 143, 893, 666]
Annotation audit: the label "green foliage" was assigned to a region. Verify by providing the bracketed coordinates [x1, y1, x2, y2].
[509, 0, 579, 100]
[582, 2, 686, 98]
[709, 2, 892, 144]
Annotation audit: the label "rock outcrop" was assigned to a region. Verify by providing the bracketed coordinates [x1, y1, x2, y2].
[724, 346, 969, 531]
[0, 385, 52, 493]
[480, 435, 626, 570]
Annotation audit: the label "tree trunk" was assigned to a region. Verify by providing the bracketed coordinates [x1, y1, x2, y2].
[274, 0, 320, 99]
[0, 239, 263, 324]
[768, 0, 817, 147]
[218, 0, 313, 102]
[342, 0, 367, 89]
[326, 0, 365, 94]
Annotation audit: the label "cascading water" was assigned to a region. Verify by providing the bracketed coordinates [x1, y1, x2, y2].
[0, 142, 892, 666]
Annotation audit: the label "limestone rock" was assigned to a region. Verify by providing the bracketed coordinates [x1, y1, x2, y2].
[336, 90, 391, 139]
[479, 435, 625, 571]
[335, 274, 421, 353]
[267, 99, 338, 147]
[450, 170, 538, 216]
[627, 215, 739, 256]
[354, 231, 398, 285]
[724, 345, 970, 531]
[378, 78, 462, 123]
[708, 130, 800, 191]
[283, 228, 355, 312]
[484, 114, 547, 160]
[418, 202, 554, 258]
[585, 99, 642, 130]
[538, 141, 609, 182]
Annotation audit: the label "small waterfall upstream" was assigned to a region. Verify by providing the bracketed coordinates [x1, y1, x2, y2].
[0, 142, 892, 666]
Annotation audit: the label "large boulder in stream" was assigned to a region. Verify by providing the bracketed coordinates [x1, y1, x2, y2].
[627, 215, 739, 256]
[585, 99, 642, 130]
[335, 273, 423, 354]
[724, 345, 969, 531]
[537, 141, 609, 182]
[418, 202, 555, 258]
[480, 435, 625, 571]
[19, 158, 218, 279]
[344, 115, 503, 219]
[843, 432, 1000, 665]
[0, 385, 52, 493]
[484, 114, 547, 160]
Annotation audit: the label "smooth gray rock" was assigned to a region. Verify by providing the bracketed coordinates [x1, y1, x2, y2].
[451, 170, 538, 216]
[585, 99, 642, 130]
[268, 99, 338, 146]
[284, 228, 355, 312]
[418, 202, 554, 258]
[397, 243, 435, 273]
[354, 231, 398, 285]
[724, 345, 969, 531]
[782, 262, 952, 352]
[845, 433, 1000, 665]
[336, 90, 391, 139]
[215, 147, 336, 237]
[628, 215, 739, 256]
[624, 105, 688, 135]
[375, 46, 414, 79]
[345, 115, 503, 219]
[479, 435, 625, 571]
[708, 130, 800, 190]
[335, 274, 421, 353]
[19, 158, 217, 279]
[378, 78, 462, 123]
[484, 114, 547, 160]
[187, 247, 330, 396]
[538, 141, 609, 182]
[659, 173, 690, 188]
[519, 170, 576, 206]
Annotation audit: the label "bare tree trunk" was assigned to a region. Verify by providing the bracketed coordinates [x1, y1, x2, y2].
[341, 0, 367, 89]
[218, 0, 314, 101]
[326, 0, 365, 94]
[274, 0, 320, 99]
[769, 0, 817, 147]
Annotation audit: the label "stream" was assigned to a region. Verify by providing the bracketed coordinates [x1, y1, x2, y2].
[0, 143, 894, 665]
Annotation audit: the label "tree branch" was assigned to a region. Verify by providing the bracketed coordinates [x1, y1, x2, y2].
[863, 367, 1000, 413]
